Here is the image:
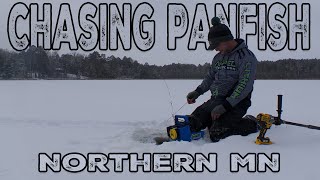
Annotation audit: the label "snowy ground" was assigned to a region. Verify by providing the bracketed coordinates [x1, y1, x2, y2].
[0, 80, 319, 180]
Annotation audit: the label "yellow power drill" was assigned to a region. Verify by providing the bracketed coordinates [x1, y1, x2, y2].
[255, 113, 277, 145]
[255, 95, 283, 145]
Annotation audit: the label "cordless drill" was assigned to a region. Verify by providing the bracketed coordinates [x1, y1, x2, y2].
[255, 95, 283, 145]
[255, 113, 276, 144]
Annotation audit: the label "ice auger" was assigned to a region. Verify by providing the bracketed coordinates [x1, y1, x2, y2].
[255, 95, 320, 145]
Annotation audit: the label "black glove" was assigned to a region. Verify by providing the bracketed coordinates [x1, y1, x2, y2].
[211, 104, 227, 120]
[189, 115, 202, 132]
[186, 91, 200, 104]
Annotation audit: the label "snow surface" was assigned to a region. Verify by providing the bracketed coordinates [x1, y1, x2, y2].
[0, 80, 319, 180]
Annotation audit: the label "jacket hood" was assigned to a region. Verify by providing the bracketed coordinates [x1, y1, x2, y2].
[230, 39, 248, 53]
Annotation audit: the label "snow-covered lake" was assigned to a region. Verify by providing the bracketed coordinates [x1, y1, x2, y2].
[0, 80, 319, 180]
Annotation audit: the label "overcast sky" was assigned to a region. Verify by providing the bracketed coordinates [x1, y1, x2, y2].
[0, 0, 319, 65]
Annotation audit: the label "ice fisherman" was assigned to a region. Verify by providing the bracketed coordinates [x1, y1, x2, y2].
[187, 17, 259, 142]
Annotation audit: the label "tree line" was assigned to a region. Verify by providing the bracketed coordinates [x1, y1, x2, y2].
[0, 46, 319, 80]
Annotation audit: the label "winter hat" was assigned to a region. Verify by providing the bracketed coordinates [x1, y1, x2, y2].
[208, 17, 234, 50]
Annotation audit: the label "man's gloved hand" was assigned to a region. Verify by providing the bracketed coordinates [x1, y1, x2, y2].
[186, 91, 200, 104]
[211, 104, 227, 120]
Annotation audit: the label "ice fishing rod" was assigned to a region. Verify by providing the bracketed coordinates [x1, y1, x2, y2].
[163, 80, 175, 119]
[162, 80, 188, 123]
[256, 95, 320, 145]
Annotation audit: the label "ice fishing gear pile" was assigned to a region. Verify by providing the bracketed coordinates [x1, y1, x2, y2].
[166, 115, 205, 142]
[154, 115, 205, 145]
[155, 95, 320, 145]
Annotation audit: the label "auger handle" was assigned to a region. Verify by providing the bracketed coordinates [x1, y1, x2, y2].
[275, 95, 283, 125]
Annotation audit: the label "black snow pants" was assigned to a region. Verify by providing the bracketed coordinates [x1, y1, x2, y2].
[189, 93, 258, 142]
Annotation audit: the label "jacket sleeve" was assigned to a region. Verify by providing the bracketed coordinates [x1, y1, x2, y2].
[224, 54, 257, 108]
[195, 62, 216, 95]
